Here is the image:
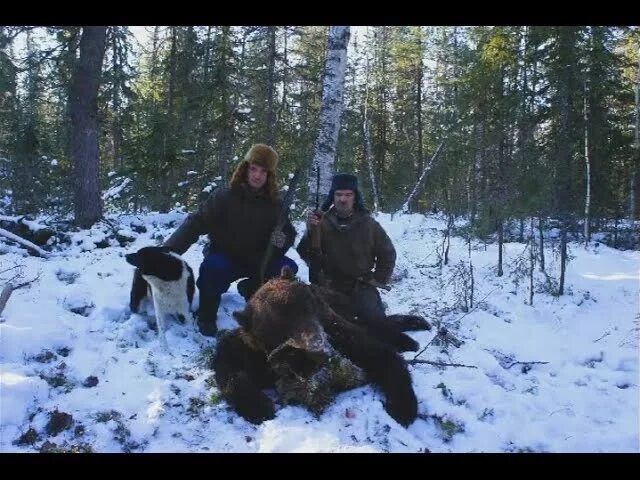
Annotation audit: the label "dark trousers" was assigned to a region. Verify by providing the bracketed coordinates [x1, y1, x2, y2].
[197, 252, 298, 306]
[350, 281, 386, 320]
[337, 279, 421, 352]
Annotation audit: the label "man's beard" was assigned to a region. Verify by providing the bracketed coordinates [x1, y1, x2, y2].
[334, 204, 353, 217]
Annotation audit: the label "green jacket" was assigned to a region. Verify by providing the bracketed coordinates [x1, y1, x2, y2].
[297, 209, 396, 291]
[164, 184, 296, 270]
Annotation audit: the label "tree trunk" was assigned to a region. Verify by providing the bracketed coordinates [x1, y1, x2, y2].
[195, 26, 213, 174]
[584, 78, 591, 245]
[538, 216, 545, 272]
[529, 217, 535, 305]
[559, 225, 567, 295]
[468, 235, 474, 310]
[363, 31, 379, 212]
[444, 213, 453, 266]
[218, 26, 240, 182]
[266, 26, 277, 146]
[277, 27, 289, 125]
[159, 27, 178, 212]
[415, 28, 424, 181]
[308, 26, 350, 210]
[555, 27, 576, 296]
[519, 218, 525, 243]
[375, 27, 389, 206]
[497, 219, 504, 277]
[71, 26, 107, 228]
[472, 120, 484, 225]
[110, 27, 123, 172]
[631, 46, 639, 226]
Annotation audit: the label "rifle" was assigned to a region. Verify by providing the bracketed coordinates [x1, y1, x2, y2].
[258, 168, 301, 286]
[309, 164, 324, 285]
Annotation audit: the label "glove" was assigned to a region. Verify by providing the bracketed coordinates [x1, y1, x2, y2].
[130, 268, 149, 313]
[270, 230, 286, 249]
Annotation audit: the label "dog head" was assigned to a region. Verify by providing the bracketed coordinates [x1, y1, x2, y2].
[125, 246, 183, 282]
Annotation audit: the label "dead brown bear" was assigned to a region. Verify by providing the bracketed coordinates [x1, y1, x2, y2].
[211, 267, 430, 427]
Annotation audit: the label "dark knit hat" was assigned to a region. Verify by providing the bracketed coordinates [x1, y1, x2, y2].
[321, 173, 366, 212]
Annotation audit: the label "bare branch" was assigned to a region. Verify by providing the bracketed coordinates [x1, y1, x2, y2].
[592, 331, 611, 343]
[14, 273, 40, 290]
[400, 141, 445, 213]
[0, 284, 12, 316]
[408, 359, 477, 369]
[504, 360, 549, 369]
[0, 265, 21, 275]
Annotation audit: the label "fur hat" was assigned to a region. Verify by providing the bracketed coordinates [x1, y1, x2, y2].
[244, 144, 278, 173]
[321, 173, 366, 212]
[230, 144, 279, 201]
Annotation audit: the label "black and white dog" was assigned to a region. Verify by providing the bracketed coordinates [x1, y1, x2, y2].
[125, 246, 195, 350]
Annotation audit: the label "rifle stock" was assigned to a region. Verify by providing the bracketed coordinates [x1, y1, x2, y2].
[258, 168, 301, 286]
[309, 222, 323, 285]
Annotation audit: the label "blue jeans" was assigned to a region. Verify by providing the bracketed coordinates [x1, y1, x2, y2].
[197, 252, 298, 303]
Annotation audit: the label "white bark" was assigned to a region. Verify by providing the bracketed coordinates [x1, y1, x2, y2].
[308, 26, 351, 210]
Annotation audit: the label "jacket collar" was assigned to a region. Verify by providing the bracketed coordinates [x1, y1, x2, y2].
[325, 208, 368, 232]
[235, 182, 270, 201]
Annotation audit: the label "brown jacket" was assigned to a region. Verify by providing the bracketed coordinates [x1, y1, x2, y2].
[297, 209, 396, 291]
[164, 184, 296, 270]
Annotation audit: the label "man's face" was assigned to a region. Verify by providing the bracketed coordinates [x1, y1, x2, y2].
[333, 189, 355, 216]
[247, 162, 268, 190]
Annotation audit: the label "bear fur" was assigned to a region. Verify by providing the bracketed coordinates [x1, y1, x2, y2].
[212, 267, 430, 427]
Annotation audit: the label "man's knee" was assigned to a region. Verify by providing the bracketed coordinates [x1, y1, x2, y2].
[199, 253, 234, 275]
[198, 253, 236, 291]
[282, 256, 298, 274]
[352, 284, 385, 319]
[266, 256, 298, 278]
[357, 302, 386, 320]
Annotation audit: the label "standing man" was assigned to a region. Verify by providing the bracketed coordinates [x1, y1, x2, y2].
[130, 144, 298, 336]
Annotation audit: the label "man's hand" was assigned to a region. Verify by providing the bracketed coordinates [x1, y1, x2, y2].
[307, 211, 322, 229]
[270, 229, 286, 249]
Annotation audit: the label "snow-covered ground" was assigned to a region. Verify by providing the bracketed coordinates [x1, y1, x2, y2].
[1, 211, 638, 452]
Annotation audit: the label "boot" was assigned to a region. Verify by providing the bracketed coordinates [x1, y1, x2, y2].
[196, 295, 220, 337]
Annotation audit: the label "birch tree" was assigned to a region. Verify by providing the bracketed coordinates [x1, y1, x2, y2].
[308, 26, 350, 210]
